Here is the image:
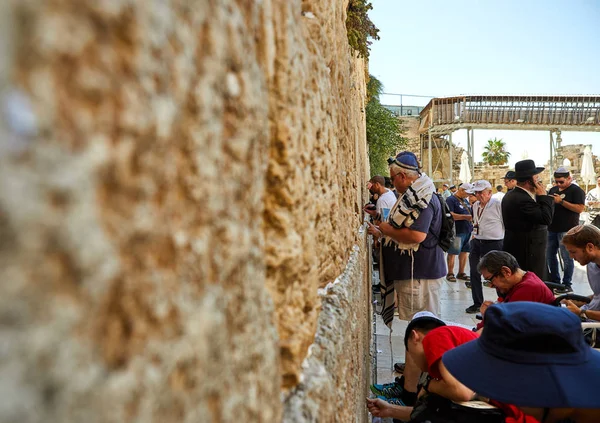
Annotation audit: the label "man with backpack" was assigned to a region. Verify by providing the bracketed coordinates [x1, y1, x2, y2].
[367, 151, 447, 320]
[445, 183, 474, 283]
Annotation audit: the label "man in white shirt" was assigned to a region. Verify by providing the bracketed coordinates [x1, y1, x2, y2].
[441, 183, 451, 199]
[491, 185, 505, 201]
[585, 175, 600, 229]
[364, 175, 397, 222]
[465, 180, 505, 314]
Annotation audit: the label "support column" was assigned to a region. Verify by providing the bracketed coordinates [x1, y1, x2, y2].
[549, 131, 554, 176]
[428, 131, 432, 177]
[449, 132, 453, 184]
[466, 129, 472, 182]
[470, 129, 475, 178]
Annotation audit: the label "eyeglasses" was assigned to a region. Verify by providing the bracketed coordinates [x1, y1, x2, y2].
[483, 272, 500, 285]
[555, 180, 566, 185]
[390, 171, 402, 181]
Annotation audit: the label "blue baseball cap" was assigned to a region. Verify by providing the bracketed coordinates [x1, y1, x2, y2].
[442, 302, 600, 408]
[388, 151, 420, 172]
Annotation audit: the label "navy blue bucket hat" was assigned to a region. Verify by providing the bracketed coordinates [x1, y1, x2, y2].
[442, 302, 600, 408]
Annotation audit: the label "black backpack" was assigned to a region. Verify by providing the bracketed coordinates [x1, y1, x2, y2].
[433, 193, 456, 252]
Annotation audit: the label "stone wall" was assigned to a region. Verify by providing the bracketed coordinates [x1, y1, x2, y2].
[0, 1, 370, 422]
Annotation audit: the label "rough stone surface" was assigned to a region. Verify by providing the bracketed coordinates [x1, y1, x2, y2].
[0, 0, 370, 422]
[262, 0, 369, 390]
[284, 244, 371, 423]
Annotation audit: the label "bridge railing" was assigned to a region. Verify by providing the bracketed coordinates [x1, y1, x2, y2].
[426, 96, 600, 127]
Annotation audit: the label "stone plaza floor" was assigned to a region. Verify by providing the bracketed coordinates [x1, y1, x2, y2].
[371, 260, 593, 399]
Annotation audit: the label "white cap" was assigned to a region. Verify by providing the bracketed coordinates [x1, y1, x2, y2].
[554, 166, 570, 176]
[411, 310, 473, 330]
[412, 311, 440, 320]
[472, 180, 492, 192]
[459, 182, 475, 194]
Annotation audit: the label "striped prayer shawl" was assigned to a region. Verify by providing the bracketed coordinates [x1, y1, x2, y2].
[379, 173, 435, 330]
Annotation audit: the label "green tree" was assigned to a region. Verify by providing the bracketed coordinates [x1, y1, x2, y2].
[482, 138, 511, 165]
[346, 0, 380, 59]
[366, 76, 407, 175]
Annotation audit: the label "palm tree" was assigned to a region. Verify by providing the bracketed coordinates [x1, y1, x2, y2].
[482, 138, 511, 165]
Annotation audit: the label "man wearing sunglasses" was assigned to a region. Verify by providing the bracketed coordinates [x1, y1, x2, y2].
[475, 250, 555, 331]
[546, 167, 585, 293]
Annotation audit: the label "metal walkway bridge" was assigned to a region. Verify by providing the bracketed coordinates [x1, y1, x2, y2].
[417, 95, 600, 181]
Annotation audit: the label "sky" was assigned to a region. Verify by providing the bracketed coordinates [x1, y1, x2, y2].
[368, 0, 600, 167]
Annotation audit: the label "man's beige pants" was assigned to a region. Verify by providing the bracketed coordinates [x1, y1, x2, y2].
[393, 277, 443, 320]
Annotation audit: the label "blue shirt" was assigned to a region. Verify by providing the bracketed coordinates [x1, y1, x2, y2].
[582, 262, 600, 312]
[382, 194, 447, 280]
[446, 195, 473, 234]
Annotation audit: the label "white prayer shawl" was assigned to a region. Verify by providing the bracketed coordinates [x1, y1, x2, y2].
[383, 173, 435, 251]
[379, 173, 435, 328]
[378, 172, 435, 372]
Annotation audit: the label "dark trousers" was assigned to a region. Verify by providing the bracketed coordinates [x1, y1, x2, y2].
[469, 238, 503, 307]
[547, 231, 574, 286]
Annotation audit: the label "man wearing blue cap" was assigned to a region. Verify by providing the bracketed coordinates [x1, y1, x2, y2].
[443, 302, 600, 422]
[367, 151, 446, 322]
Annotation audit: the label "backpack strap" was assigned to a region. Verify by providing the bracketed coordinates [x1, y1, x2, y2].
[421, 193, 442, 249]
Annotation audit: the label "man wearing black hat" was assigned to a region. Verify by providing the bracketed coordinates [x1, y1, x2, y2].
[546, 167, 585, 292]
[501, 160, 554, 279]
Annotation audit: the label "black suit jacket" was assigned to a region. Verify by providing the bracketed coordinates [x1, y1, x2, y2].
[501, 187, 554, 279]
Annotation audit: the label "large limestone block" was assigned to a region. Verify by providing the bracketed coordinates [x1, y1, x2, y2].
[264, 0, 368, 389]
[0, 1, 280, 422]
[0, 0, 369, 421]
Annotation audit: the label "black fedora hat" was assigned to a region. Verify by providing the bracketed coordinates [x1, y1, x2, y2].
[503, 170, 516, 180]
[514, 159, 544, 178]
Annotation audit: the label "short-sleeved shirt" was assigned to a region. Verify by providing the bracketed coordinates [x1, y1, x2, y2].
[502, 271, 556, 304]
[548, 184, 585, 232]
[491, 192, 505, 201]
[586, 187, 600, 221]
[377, 190, 398, 221]
[382, 194, 446, 281]
[426, 327, 534, 423]
[422, 326, 478, 379]
[446, 195, 472, 234]
[582, 262, 600, 312]
[472, 198, 504, 240]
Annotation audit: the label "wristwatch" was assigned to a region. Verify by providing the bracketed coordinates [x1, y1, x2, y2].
[422, 376, 432, 394]
[580, 310, 588, 320]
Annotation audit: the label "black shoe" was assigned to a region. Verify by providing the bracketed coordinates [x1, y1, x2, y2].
[554, 285, 573, 294]
[465, 305, 480, 314]
[465, 281, 472, 289]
